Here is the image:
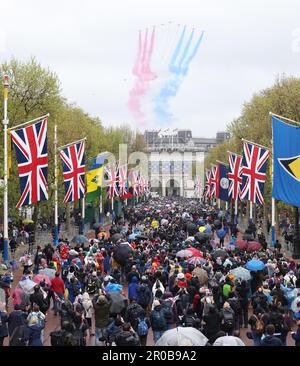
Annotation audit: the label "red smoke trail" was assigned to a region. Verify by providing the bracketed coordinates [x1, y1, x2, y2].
[127, 27, 157, 127]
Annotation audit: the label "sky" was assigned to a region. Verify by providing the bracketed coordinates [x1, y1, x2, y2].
[1, 0, 300, 138]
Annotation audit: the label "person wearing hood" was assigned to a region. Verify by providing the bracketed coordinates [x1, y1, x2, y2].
[259, 324, 283, 346]
[25, 315, 44, 346]
[81, 292, 94, 337]
[136, 276, 153, 310]
[105, 277, 123, 294]
[220, 302, 235, 335]
[8, 304, 28, 346]
[150, 300, 167, 344]
[92, 294, 111, 346]
[128, 276, 139, 302]
[115, 322, 140, 346]
[284, 270, 297, 287]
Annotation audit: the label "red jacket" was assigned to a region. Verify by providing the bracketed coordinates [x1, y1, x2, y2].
[50, 277, 65, 294]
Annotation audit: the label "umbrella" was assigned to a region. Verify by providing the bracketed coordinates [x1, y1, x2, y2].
[107, 292, 127, 314]
[213, 220, 222, 229]
[92, 223, 102, 230]
[38, 267, 56, 279]
[187, 257, 206, 266]
[234, 240, 248, 251]
[247, 241, 262, 252]
[216, 229, 226, 239]
[22, 219, 34, 223]
[291, 296, 300, 313]
[213, 336, 245, 346]
[245, 259, 265, 271]
[71, 235, 88, 244]
[113, 243, 134, 265]
[230, 267, 252, 281]
[155, 327, 208, 346]
[18, 278, 36, 293]
[110, 233, 123, 243]
[186, 222, 198, 236]
[186, 248, 203, 257]
[33, 274, 51, 286]
[199, 226, 206, 233]
[212, 249, 227, 259]
[243, 233, 254, 242]
[192, 267, 209, 285]
[226, 244, 236, 251]
[176, 250, 193, 258]
[194, 232, 210, 244]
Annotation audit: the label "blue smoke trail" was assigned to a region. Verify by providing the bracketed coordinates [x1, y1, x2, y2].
[154, 29, 204, 123]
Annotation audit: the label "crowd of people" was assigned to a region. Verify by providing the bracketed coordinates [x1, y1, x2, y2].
[1, 197, 300, 347]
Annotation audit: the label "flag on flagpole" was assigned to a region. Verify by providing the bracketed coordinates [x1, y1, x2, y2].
[240, 140, 270, 204]
[228, 152, 243, 201]
[217, 162, 230, 202]
[204, 170, 211, 198]
[272, 116, 300, 206]
[210, 164, 219, 198]
[10, 117, 48, 208]
[60, 140, 85, 203]
[104, 162, 119, 199]
[85, 157, 103, 203]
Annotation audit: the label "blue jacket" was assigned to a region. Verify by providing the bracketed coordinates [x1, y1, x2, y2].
[26, 324, 44, 346]
[0, 311, 8, 337]
[260, 335, 283, 346]
[128, 277, 139, 301]
[66, 281, 81, 303]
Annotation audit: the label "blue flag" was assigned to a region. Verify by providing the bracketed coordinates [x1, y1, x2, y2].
[218, 163, 230, 202]
[273, 116, 300, 206]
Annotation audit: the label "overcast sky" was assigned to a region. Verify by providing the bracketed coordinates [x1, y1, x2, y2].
[1, 0, 300, 138]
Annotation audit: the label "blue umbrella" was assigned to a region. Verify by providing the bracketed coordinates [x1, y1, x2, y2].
[245, 259, 265, 271]
[217, 229, 226, 238]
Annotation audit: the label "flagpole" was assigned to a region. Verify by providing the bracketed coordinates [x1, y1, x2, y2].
[81, 196, 85, 235]
[271, 198, 276, 244]
[271, 124, 276, 246]
[2, 73, 9, 264]
[234, 199, 238, 225]
[111, 197, 114, 223]
[54, 124, 59, 246]
[58, 137, 87, 151]
[249, 201, 253, 224]
[9, 113, 50, 131]
[99, 192, 103, 225]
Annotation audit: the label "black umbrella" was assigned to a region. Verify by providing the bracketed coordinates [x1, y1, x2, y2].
[194, 232, 210, 244]
[136, 234, 148, 240]
[212, 249, 227, 259]
[186, 221, 198, 236]
[114, 243, 134, 265]
[71, 235, 89, 244]
[93, 223, 102, 230]
[111, 233, 123, 243]
[213, 220, 222, 229]
[242, 233, 254, 242]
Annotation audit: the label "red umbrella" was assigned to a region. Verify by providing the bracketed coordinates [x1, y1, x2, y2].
[187, 248, 203, 257]
[33, 274, 51, 286]
[247, 241, 262, 252]
[234, 240, 248, 251]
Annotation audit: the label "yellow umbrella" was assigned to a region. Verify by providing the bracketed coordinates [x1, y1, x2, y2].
[199, 226, 206, 233]
[23, 219, 34, 223]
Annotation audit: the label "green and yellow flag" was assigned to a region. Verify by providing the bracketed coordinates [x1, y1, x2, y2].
[85, 157, 103, 203]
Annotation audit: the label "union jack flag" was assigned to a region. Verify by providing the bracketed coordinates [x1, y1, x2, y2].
[10, 117, 48, 208]
[131, 170, 140, 196]
[228, 152, 243, 200]
[210, 165, 220, 198]
[240, 141, 270, 204]
[104, 162, 119, 199]
[60, 141, 85, 203]
[204, 170, 211, 198]
[194, 177, 202, 197]
[117, 162, 128, 196]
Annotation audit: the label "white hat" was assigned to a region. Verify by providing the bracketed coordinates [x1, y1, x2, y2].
[177, 273, 185, 280]
[104, 275, 113, 282]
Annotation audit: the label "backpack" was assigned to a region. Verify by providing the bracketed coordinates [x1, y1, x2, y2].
[162, 301, 173, 321]
[50, 330, 66, 346]
[151, 309, 166, 330]
[223, 310, 234, 328]
[137, 318, 149, 336]
[137, 286, 151, 307]
[255, 317, 264, 334]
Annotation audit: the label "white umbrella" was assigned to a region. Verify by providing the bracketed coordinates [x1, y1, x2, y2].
[291, 296, 300, 313]
[230, 267, 252, 281]
[39, 267, 56, 279]
[18, 278, 36, 293]
[155, 327, 208, 346]
[213, 336, 245, 346]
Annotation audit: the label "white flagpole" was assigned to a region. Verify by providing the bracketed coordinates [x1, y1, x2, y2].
[99, 192, 103, 224]
[249, 201, 253, 223]
[2, 74, 9, 264]
[234, 199, 238, 225]
[54, 124, 59, 245]
[225, 202, 228, 210]
[111, 197, 114, 223]
[272, 198, 276, 244]
[81, 196, 85, 235]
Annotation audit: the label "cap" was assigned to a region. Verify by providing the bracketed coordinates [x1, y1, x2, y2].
[177, 273, 185, 279]
[104, 275, 113, 282]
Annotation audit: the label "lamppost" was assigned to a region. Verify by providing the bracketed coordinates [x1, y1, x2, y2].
[293, 206, 300, 259]
[2, 72, 10, 264]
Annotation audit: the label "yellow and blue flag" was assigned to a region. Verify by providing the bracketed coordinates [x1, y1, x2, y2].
[272, 116, 300, 206]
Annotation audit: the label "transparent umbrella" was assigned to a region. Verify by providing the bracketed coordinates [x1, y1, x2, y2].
[230, 267, 252, 281]
[213, 336, 245, 346]
[155, 327, 208, 346]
